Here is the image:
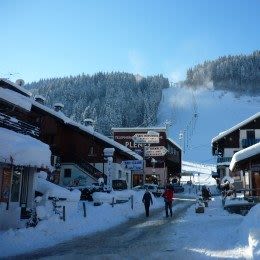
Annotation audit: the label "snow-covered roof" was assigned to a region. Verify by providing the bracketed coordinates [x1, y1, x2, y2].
[212, 112, 260, 143]
[89, 129, 143, 160]
[0, 127, 51, 168]
[32, 102, 142, 160]
[53, 102, 64, 108]
[31, 98, 143, 160]
[0, 88, 140, 160]
[167, 138, 182, 150]
[0, 78, 31, 97]
[0, 80, 142, 160]
[111, 127, 167, 133]
[34, 95, 46, 101]
[0, 88, 32, 111]
[229, 142, 260, 171]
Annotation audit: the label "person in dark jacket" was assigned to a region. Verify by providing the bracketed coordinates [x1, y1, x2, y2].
[142, 189, 153, 217]
[202, 186, 211, 200]
[162, 185, 174, 217]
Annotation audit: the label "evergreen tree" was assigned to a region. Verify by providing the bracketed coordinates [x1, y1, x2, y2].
[26, 72, 169, 135]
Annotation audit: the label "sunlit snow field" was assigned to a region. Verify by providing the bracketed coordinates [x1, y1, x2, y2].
[157, 86, 260, 163]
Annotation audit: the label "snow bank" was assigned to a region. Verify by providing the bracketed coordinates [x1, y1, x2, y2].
[35, 173, 81, 220]
[0, 127, 51, 168]
[0, 190, 164, 257]
[36, 172, 80, 202]
[224, 196, 250, 206]
[237, 204, 260, 258]
[92, 189, 135, 204]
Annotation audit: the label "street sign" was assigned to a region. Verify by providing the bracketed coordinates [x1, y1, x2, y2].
[122, 160, 143, 170]
[144, 146, 168, 157]
[132, 133, 159, 144]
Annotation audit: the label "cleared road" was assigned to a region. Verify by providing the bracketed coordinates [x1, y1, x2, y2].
[14, 196, 195, 260]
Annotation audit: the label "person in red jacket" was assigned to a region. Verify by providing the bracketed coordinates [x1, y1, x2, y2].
[162, 184, 174, 217]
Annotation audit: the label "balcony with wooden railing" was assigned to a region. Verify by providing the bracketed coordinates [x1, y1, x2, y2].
[0, 112, 40, 138]
[241, 138, 260, 148]
[217, 157, 232, 164]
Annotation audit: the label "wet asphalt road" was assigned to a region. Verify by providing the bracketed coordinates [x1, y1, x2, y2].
[11, 196, 195, 260]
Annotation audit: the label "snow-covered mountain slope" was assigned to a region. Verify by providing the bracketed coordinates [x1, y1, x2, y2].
[182, 161, 216, 175]
[157, 86, 260, 163]
[181, 161, 216, 186]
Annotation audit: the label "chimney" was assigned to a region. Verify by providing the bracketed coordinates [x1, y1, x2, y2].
[34, 95, 46, 105]
[84, 118, 94, 127]
[53, 103, 64, 112]
[15, 79, 25, 87]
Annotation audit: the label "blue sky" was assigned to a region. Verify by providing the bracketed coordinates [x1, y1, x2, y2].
[1, 0, 260, 83]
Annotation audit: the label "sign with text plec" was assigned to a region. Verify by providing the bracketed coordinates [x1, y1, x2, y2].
[144, 146, 168, 157]
[132, 133, 159, 144]
[122, 160, 143, 170]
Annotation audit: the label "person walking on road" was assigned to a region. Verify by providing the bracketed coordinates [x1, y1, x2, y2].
[142, 188, 153, 217]
[162, 185, 174, 217]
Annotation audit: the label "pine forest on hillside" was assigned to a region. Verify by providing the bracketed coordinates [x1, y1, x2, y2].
[185, 50, 260, 96]
[26, 72, 169, 135]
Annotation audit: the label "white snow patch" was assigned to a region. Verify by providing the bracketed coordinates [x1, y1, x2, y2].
[0, 190, 164, 257]
[36, 176, 80, 202]
[0, 88, 32, 111]
[230, 142, 260, 171]
[0, 127, 51, 168]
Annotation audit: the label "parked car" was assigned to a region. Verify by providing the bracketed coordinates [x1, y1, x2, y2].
[112, 180, 127, 190]
[133, 184, 163, 197]
[92, 182, 103, 191]
[67, 186, 94, 201]
[132, 185, 144, 191]
[80, 187, 94, 201]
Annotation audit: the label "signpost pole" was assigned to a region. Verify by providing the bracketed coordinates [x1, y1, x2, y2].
[132, 131, 160, 186]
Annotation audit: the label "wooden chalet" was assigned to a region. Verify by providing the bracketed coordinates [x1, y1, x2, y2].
[230, 142, 260, 197]
[112, 127, 182, 186]
[0, 79, 142, 189]
[211, 112, 260, 189]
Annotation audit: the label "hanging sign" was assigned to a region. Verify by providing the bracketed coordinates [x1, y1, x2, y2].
[122, 160, 143, 170]
[132, 133, 159, 144]
[144, 146, 168, 157]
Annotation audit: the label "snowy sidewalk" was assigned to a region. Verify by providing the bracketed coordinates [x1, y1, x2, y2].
[1, 191, 259, 259]
[0, 191, 164, 258]
[158, 196, 260, 259]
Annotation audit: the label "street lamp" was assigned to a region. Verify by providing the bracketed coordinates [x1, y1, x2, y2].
[103, 148, 115, 192]
[151, 158, 157, 183]
[151, 158, 156, 171]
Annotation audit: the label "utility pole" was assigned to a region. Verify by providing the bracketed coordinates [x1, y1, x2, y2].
[179, 130, 186, 155]
[142, 143, 146, 185]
